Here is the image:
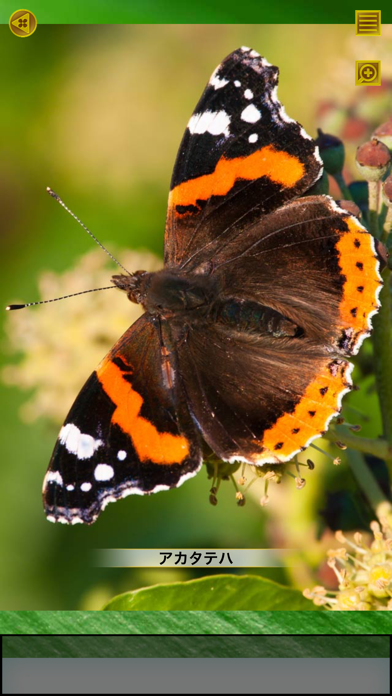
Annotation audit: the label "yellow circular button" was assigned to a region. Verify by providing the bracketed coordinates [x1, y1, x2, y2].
[9, 9, 37, 38]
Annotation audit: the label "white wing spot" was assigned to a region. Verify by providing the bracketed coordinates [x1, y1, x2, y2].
[188, 110, 231, 137]
[117, 450, 127, 461]
[59, 423, 103, 460]
[209, 68, 229, 90]
[44, 471, 63, 487]
[241, 104, 261, 123]
[94, 463, 115, 481]
[234, 80, 241, 87]
[66, 484, 75, 491]
[248, 133, 258, 143]
[244, 89, 254, 99]
[81, 482, 92, 492]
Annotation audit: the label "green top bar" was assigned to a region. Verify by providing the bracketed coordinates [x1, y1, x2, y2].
[0, 0, 389, 24]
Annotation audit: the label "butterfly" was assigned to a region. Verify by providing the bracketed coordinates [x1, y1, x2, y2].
[43, 47, 383, 524]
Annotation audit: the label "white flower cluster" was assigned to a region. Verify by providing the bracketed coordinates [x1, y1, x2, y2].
[2, 247, 161, 423]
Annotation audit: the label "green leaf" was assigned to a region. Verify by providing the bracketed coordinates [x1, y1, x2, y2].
[102, 574, 319, 611]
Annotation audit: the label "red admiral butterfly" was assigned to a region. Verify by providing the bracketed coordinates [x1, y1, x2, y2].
[41, 47, 383, 524]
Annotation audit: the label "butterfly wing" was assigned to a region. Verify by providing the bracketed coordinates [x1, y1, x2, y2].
[192, 195, 384, 355]
[174, 200, 382, 464]
[43, 314, 202, 524]
[176, 323, 352, 465]
[164, 47, 322, 268]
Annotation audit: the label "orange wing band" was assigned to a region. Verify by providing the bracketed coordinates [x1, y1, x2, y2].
[97, 359, 190, 465]
[335, 216, 381, 343]
[169, 145, 305, 212]
[255, 360, 352, 463]
[254, 215, 382, 464]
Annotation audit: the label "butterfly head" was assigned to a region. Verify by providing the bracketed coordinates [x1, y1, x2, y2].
[111, 270, 148, 305]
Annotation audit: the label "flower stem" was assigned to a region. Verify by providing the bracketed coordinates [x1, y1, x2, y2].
[325, 427, 392, 460]
[371, 190, 392, 474]
[368, 181, 380, 237]
[333, 172, 353, 201]
[346, 450, 392, 523]
[383, 206, 392, 237]
[372, 269, 392, 449]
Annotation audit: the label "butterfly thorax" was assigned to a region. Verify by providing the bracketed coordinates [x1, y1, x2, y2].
[111, 268, 218, 318]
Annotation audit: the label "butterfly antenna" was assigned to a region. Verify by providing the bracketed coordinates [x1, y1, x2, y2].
[6, 285, 117, 311]
[46, 187, 131, 275]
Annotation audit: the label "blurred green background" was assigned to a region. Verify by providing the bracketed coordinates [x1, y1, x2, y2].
[0, 24, 390, 610]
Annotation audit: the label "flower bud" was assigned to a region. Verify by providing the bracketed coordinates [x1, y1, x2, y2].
[236, 491, 246, 507]
[382, 174, 392, 207]
[295, 476, 306, 489]
[373, 117, 392, 151]
[356, 138, 391, 182]
[368, 563, 392, 598]
[335, 440, 347, 450]
[335, 588, 366, 610]
[315, 129, 345, 175]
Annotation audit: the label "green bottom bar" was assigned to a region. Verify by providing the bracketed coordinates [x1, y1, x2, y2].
[2, 634, 389, 658]
[1, 611, 391, 637]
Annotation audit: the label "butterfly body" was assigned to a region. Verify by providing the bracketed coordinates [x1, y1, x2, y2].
[42, 47, 383, 524]
[112, 268, 219, 319]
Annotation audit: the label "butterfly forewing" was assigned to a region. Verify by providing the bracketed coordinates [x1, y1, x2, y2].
[164, 47, 323, 268]
[43, 315, 202, 524]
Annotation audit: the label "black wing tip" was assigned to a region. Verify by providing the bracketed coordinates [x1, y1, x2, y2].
[231, 46, 278, 72]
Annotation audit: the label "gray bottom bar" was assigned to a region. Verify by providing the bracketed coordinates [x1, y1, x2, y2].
[2, 658, 390, 694]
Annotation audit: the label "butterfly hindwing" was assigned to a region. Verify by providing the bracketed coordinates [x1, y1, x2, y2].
[174, 198, 382, 464]
[190, 195, 383, 355]
[43, 315, 202, 524]
[175, 321, 353, 465]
